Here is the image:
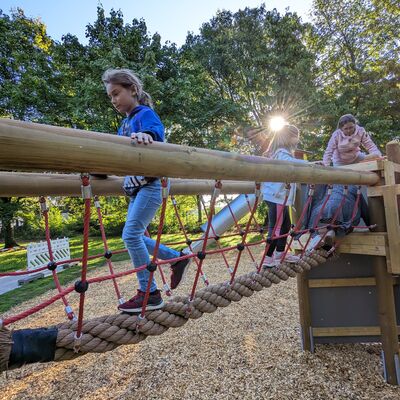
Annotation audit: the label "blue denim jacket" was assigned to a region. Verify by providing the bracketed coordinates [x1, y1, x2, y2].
[261, 148, 308, 206]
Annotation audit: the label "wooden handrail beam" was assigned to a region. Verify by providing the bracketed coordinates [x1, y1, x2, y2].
[0, 119, 380, 186]
[0, 172, 256, 197]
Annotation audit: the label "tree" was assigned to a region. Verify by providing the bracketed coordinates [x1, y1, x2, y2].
[179, 6, 321, 155]
[0, 9, 63, 247]
[310, 0, 400, 150]
[54, 7, 184, 135]
[0, 8, 65, 123]
[0, 198, 21, 248]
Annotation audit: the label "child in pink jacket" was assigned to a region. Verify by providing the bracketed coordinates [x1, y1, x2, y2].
[323, 114, 382, 166]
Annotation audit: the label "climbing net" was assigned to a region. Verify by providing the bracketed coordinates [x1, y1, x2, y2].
[0, 175, 374, 362]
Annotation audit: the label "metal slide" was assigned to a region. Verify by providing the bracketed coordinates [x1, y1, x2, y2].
[187, 194, 260, 253]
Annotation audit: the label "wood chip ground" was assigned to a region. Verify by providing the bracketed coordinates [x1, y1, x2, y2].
[1, 251, 399, 399]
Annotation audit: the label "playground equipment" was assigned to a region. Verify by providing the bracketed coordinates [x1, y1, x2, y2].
[0, 119, 377, 185]
[0, 119, 398, 385]
[293, 154, 400, 385]
[0, 172, 255, 197]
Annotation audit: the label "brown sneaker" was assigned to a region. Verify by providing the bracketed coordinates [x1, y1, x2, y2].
[170, 251, 192, 290]
[118, 289, 164, 313]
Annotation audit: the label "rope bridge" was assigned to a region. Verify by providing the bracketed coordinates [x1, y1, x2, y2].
[0, 119, 380, 372]
[0, 175, 369, 371]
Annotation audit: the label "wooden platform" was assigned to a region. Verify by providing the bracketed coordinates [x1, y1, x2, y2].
[293, 232, 388, 256]
[294, 158, 400, 275]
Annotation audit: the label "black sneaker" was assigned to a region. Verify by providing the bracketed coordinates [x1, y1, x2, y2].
[170, 251, 192, 290]
[118, 289, 164, 313]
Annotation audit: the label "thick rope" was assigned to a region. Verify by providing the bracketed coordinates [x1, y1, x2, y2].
[0, 249, 333, 370]
[51, 249, 331, 362]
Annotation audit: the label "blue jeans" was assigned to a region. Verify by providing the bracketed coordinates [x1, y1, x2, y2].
[122, 179, 179, 292]
[305, 184, 366, 237]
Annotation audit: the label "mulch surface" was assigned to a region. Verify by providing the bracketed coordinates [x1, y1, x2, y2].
[1, 251, 399, 399]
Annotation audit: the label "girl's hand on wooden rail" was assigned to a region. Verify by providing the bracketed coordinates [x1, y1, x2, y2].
[131, 132, 154, 145]
[359, 155, 386, 163]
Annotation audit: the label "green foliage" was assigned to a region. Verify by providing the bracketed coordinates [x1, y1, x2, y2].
[52, 7, 184, 135]
[0, 9, 65, 122]
[310, 0, 400, 152]
[0, 2, 399, 239]
[0, 198, 21, 225]
[182, 6, 319, 147]
[0, 197, 27, 247]
[163, 195, 201, 234]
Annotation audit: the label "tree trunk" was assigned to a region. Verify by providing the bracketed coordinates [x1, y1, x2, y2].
[2, 218, 19, 249]
[196, 195, 202, 223]
[1, 197, 20, 249]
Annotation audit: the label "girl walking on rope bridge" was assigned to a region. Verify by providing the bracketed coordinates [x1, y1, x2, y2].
[323, 114, 382, 166]
[261, 124, 307, 267]
[102, 68, 190, 313]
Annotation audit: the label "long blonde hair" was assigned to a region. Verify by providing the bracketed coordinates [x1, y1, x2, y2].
[264, 124, 299, 158]
[102, 68, 153, 108]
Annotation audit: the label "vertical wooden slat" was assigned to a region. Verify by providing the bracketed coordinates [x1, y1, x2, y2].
[382, 185, 400, 274]
[293, 184, 313, 350]
[297, 273, 312, 351]
[370, 142, 400, 384]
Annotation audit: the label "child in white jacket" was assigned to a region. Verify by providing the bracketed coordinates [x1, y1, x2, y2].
[262, 124, 308, 267]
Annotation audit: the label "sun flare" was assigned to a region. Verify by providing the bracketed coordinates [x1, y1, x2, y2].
[269, 116, 287, 131]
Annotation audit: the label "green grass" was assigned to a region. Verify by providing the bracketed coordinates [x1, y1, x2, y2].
[0, 236, 125, 274]
[0, 232, 262, 313]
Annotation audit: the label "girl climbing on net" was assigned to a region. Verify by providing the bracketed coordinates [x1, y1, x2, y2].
[306, 114, 382, 251]
[323, 114, 382, 167]
[102, 68, 191, 313]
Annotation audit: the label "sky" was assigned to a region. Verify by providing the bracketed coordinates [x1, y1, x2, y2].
[1, 0, 313, 46]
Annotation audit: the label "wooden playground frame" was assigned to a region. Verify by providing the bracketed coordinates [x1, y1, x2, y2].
[294, 150, 400, 385]
[0, 119, 399, 384]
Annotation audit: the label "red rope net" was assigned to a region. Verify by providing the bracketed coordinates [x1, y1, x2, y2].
[0, 177, 374, 337]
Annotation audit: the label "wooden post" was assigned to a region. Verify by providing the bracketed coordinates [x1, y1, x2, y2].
[0, 119, 380, 185]
[386, 140, 400, 213]
[293, 184, 312, 351]
[381, 182, 400, 274]
[369, 141, 400, 384]
[297, 272, 312, 351]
